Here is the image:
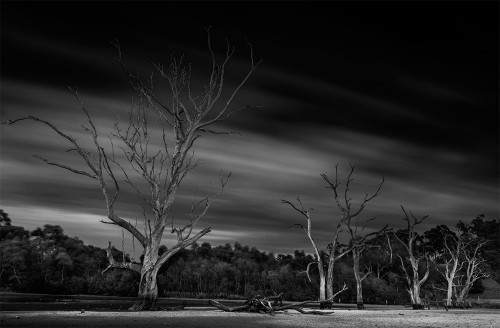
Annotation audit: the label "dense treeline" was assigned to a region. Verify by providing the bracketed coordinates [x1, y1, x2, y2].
[0, 211, 498, 303]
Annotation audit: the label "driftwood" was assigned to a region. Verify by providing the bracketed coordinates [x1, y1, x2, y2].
[209, 294, 334, 316]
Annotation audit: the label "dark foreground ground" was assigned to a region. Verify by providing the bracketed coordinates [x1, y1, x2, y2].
[2, 308, 499, 328]
[0, 292, 365, 311]
[1, 293, 499, 327]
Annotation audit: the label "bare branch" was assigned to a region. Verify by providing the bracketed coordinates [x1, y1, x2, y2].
[102, 241, 142, 274]
[297, 261, 318, 283]
[3, 115, 99, 175]
[32, 155, 98, 179]
[328, 282, 348, 301]
[198, 128, 243, 135]
[111, 39, 175, 121]
[281, 199, 309, 220]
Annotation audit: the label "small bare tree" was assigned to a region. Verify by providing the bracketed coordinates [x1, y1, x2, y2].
[321, 164, 388, 309]
[281, 197, 349, 302]
[2, 29, 261, 310]
[282, 197, 328, 301]
[392, 206, 430, 309]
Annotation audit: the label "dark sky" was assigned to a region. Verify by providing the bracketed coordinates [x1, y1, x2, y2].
[1, 1, 498, 255]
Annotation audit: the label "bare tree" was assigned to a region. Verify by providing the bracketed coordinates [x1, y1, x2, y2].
[454, 238, 489, 303]
[392, 206, 430, 309]
[321, 164, 388, 309]
[435, 230, 489, 307]
[282, 164, 382, 302]
[2, 29, 261, 310]
[435, 230, 464, 307]
[281, 197, 350, 303]
[282, 197, 330, 301]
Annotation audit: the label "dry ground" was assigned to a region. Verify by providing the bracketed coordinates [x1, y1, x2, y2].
[1, 308, 499, 328]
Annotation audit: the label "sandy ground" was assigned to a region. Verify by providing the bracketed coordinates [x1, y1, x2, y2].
[1, 308, 499, 328]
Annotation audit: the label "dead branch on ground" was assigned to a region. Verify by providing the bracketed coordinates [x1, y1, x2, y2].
[208, 294, 336, 315]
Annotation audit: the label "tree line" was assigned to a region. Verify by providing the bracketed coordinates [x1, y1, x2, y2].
[1, 210, 498, 306]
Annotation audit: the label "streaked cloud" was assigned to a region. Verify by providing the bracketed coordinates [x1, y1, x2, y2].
[1, 3, 497, 255]
[2, 80, 497, 254]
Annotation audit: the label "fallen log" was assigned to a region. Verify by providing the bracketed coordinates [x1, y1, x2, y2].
[208, 300, 255, 313]
[209, 296, 334, 316]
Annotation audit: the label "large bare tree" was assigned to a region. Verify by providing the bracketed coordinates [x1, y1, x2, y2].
[392, 206, 430, 309]
[2, 29, 261, 310]
[321, 164, 388, 309]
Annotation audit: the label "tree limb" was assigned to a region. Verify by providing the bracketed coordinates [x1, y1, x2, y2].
[102, 241, 142, 274]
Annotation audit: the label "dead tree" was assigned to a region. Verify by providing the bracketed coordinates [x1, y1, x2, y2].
[454, 238, 489, 304]
[321, 164, 387, 309]
[282, 198, 350, 302]
[282, 197, 328, 301]
[434, 232, 488, 308]
[2, 28, 261, 310]
[392, 206, 430, 309]
[435, 230, 464, 307]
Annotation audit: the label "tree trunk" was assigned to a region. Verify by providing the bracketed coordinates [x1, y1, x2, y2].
[356, 285, 364, 310]
[318, 264, 326, 301]
[130, 265, 160, 310]
[353, 251, 364, 309]
[326, 253, 336, 300]
[129, 241, 161, 311]
[456, 285, 469, 304]
[411, 284, 423, 309]
[446, 278, 453, 307]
